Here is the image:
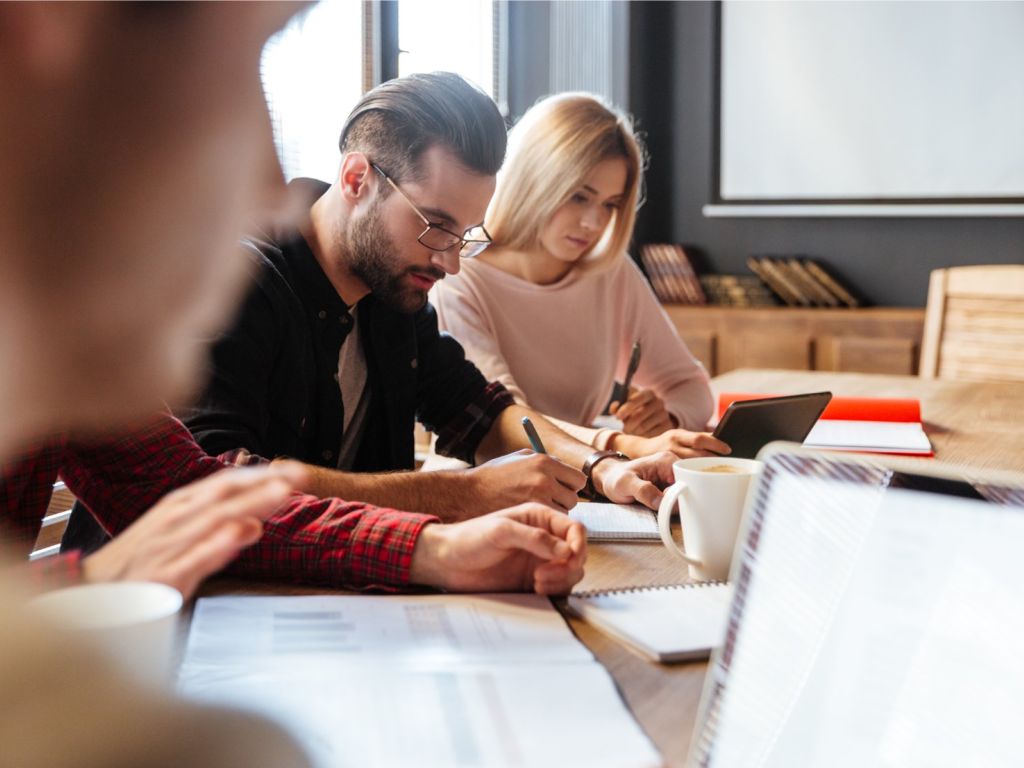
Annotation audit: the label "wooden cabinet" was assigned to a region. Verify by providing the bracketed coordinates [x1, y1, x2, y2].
[663, 305, 925, 377]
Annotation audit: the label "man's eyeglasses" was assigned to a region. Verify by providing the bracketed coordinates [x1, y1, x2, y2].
[371, 163, 491, 259]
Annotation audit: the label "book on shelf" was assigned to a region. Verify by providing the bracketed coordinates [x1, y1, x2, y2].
[785, 258, 840, 307]
[803, 259, 861, 307]
[639, 244, 706, 305]
[638, 244, 679, 302]
[699, 274, 779, 307]
[747, 256, 861, 309]
[747, 256, 806, 306]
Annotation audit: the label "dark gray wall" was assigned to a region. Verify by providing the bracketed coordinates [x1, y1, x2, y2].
[629, 1, 1023, 307]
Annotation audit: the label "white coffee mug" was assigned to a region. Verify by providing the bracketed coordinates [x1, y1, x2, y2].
[29, 581, 183, 688]
[657, 457, 763, 581]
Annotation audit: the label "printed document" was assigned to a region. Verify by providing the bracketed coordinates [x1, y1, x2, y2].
[179, 594, 660, 768]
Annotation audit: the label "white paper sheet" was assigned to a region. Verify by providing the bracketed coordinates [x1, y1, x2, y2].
[182, 593, 591, 667]
[179, 594, 660, 768]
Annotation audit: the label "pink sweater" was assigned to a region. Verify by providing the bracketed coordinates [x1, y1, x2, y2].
[431, 256, 713, 438]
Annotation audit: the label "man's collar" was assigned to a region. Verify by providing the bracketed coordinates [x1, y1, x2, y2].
[279, 179, 351, 319]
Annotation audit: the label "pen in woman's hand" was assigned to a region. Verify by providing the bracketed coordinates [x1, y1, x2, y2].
[622, 341, 642, 395]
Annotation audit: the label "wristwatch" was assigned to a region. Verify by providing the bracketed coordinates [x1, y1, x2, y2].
[581, 449, 630, 499]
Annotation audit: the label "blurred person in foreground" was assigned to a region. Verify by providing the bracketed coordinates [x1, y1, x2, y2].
[0, 3, 332, 766]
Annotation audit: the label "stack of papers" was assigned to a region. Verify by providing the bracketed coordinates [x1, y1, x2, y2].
[179, 594, 661, 768]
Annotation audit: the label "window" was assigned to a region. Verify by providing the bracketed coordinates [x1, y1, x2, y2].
[260, 0, 505, 182]
[398, 0, 504, 112]
[261, 1, 365, 182]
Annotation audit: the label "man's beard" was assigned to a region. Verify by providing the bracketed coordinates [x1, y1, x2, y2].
[346, 203, 446, 314]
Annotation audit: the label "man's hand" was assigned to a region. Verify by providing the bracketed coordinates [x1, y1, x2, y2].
[590, 451, 678, 511]
[612, 430, 730, 461]
[408, 503, 587, 595]
[610, 387, 675, 437]
[81, 463, 306, 600]
[465, 449, 586, 514]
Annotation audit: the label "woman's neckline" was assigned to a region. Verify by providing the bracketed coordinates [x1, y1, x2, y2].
[477, 246, 576, 286]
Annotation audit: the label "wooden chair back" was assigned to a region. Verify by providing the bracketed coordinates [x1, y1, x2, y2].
[919, 265, 1024, 382]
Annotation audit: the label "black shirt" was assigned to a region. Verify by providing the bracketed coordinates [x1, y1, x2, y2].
[182, 178, 512, 472]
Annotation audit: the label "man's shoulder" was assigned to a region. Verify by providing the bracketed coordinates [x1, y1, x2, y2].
[241, 177, 329, 285]
[241, 227, 292, 281]
[232, 241, 288, 319]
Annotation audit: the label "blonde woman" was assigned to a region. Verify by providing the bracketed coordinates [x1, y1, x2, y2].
[432, 93, 728, 460]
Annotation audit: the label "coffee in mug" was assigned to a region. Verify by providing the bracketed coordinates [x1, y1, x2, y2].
[657, 457, 763, 581]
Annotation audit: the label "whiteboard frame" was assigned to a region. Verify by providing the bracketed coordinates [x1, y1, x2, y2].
[711, 3, 1024, 217]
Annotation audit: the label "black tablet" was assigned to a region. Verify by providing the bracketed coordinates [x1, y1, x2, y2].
[712, 392, 833, 459]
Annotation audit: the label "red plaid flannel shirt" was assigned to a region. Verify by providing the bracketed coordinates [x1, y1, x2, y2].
[1, 416, 439, 590]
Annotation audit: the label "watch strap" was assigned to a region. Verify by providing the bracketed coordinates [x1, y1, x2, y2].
[581, 449, 629, 498]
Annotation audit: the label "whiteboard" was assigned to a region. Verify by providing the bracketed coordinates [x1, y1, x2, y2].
[719, 1, 1024, 202]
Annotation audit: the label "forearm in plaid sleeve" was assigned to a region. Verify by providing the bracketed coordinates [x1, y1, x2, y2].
[433, 380, 515, 464]
[60, 414, 223, 535]
[227, 492, 439, 589]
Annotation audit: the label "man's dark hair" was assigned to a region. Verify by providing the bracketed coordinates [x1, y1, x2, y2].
[339, 71, 507, 183]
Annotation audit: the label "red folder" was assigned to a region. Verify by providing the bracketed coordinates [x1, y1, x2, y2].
[717, 393, 933, 457]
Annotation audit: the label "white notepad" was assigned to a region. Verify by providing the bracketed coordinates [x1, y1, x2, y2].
[568, 582, 732, 662]
[804, 419, 933, 454]
[569, 502, 660, 541]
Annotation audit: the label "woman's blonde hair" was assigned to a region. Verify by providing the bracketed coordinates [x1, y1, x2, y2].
[486, 92, 645, 272]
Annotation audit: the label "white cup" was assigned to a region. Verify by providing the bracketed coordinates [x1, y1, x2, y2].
[657, 457, 763, 581]
[29, 581, 183, 688]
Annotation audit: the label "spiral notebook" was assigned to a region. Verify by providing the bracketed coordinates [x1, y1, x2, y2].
[568, 582, 732, 662]
[568, 502, 660, 541]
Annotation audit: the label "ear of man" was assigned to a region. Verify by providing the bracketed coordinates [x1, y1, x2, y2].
[338, 152, 380, 209]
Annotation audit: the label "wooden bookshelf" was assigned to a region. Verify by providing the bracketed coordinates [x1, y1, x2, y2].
[663, 305, 925, 377]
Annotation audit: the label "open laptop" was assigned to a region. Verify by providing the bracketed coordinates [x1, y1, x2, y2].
[689, 443, 1024, 768]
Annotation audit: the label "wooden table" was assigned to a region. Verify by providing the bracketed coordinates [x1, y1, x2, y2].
[200, 370, 1024, 768]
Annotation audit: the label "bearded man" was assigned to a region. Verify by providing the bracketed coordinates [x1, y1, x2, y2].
[182, 72, 679, 521]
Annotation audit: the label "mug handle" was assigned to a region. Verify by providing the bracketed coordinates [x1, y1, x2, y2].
[657, 482, 702, 567]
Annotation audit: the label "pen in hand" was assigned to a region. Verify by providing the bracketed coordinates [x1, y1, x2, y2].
[521, 416, 547, 454]
[622, 341, 642, 396]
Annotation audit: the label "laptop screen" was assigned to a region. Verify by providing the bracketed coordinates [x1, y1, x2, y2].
[690, 448, 1024, 767]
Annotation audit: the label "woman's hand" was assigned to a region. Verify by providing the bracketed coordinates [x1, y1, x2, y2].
[611, 429, 730, 461]
[610, 387, 675, 437]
